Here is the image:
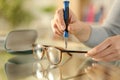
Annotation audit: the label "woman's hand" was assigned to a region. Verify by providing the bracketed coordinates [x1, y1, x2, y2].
[86, 35, 120, 62]
[51, 8, 91, 42]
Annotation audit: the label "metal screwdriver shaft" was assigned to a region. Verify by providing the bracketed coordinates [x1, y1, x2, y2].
[63, 0, 69, 49]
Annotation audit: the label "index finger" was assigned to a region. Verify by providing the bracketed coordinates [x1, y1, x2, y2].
[87, 38, 111, 56]
[55, 9, 66, 30]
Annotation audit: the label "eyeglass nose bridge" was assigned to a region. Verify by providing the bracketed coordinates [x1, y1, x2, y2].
[42, 47, 51, 62]
[33, 46, 45, 60]
[43, 70, 49, 79]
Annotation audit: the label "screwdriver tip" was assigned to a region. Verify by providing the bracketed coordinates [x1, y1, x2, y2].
[64, 38, 68, 49]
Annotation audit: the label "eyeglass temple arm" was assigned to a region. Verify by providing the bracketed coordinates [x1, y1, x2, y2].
[62, 50, 87, 53]
[42, 45, 87, 53]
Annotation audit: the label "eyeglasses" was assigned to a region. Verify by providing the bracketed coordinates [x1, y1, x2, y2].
[32, 44, 87, 65]
[33, 61, 62, 80]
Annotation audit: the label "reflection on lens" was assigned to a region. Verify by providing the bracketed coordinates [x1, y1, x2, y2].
[48, 67, 61, 80]
[47, 47, 61, 64]
[33, 62, 61, 80]
[34, 45, 44, 60]
[33, 62, 44, 79]
[48, 72, 54, 80]
[36, 69, 43, 79]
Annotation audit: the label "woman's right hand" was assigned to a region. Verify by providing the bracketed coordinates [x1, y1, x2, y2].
[51, 8, 91, 42]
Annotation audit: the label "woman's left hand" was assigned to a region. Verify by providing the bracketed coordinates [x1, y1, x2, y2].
[86, 35, 120, 62]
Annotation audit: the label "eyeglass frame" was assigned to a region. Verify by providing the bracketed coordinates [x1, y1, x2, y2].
[32, 44, 87, 65]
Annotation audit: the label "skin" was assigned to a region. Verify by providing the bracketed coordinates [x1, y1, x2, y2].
[51, 8, 120, 62]
[87, 35, 120, 62]
[51, 9, 91, 42]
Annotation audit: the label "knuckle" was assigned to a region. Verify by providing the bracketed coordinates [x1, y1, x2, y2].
[112, 44, 119, 52]
[54, 30, 58, 34]
[56, 9, 63, 19]
[56, 9, 62, 14]
[115, 49, 119, 53]
[55, 31, 61, 36]
[51, 20, 58, 28]
[55, 10, 59, 14]
[101, 56, 112, 62]
[106, 37, 112, 43]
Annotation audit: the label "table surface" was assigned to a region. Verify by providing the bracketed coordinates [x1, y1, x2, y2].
[0, 39, 120, 80]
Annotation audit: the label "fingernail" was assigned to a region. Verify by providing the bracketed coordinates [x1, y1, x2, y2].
[92, 58, 99, 61]
[92, 63, 96, 67]
[88, 50, 92, 54]
[87, 66, 91, 70]
[84, 68, 87, 73]
[92, 58, 96, 60]
[85, 54, 88, 57]
[89, 48, 96, 53]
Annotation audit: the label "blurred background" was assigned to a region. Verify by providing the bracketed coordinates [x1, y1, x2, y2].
[0, 0, 115, 80]
[0, 0, 115, 41]
[0, 0, 114, 40]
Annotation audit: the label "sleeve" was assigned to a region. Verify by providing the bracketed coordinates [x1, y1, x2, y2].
[84, 0, 120, 47]
[84, 26, 109, 47]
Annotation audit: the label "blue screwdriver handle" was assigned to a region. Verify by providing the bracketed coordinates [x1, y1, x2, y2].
[63, 0, 69, 38]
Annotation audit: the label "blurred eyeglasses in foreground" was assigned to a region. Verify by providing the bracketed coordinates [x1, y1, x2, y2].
[33, 61, 86, 80]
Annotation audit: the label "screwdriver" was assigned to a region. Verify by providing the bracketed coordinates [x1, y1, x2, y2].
[63, 0, 69, 49]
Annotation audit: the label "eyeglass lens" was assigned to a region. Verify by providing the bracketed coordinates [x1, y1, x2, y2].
[33, 45, 62, 65]
[47, 47, 61, 64]
[34, 45, 44, 60]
